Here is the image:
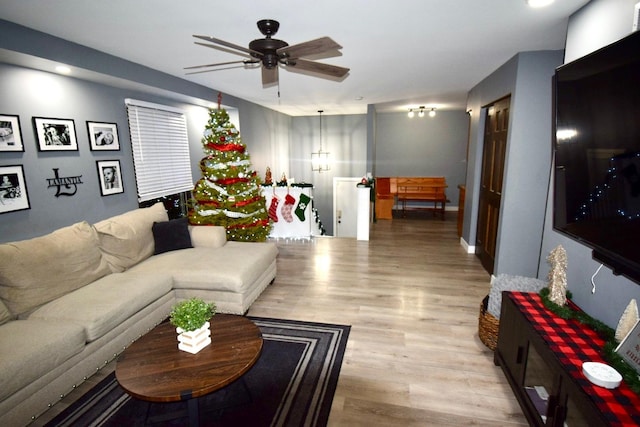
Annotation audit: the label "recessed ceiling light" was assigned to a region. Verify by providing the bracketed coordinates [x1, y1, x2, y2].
[55, 65, 71, 74]
[527, 0, 554, 8]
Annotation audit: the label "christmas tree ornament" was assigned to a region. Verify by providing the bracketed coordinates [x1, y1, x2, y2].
[547, 245, 568, 306]
[264, 167, 273, 185]
[281, 193, 296, 223]
[268, 196, 279, 222]
[295, 193, 311, 221]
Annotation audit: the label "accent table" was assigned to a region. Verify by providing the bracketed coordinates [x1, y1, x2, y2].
[115, 314, 263, 426]
[495, 292, 640, 426]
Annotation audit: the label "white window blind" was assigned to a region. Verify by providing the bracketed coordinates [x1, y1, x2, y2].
[125, 99, 193, 202]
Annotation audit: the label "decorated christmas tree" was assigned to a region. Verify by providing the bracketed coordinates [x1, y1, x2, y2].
[188, 103, 271, 242]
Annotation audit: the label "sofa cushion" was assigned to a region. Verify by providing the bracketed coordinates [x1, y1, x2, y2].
[0, 221, 111, 316]
[94, 202, 168, 272]
[128, 241, 278, 293]
[188, 225, 227, 249]
[0, 319, 85, 402]
[28, 272, 174, 342]
[0, 299, 12, 325]
[153, 217, 192, 254]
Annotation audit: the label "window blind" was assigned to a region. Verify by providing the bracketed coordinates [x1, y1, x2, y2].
[125, 99, 193, 202]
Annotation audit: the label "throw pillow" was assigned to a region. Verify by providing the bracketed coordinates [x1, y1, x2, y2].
[152, 217, 193, 254]
[94, 202, 168, 272]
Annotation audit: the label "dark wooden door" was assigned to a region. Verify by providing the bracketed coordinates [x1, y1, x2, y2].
[476, 96, 510, 274]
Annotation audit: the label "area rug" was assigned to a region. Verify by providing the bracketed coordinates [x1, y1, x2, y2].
[46, 317, 350, 427]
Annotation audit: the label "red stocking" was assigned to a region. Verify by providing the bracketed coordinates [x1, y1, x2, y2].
[281, 194, 296, 223]
[268, 197, 279, 222]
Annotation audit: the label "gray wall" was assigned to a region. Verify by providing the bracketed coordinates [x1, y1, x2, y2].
[538, 0, 640, 328]
[290, 114, 368, 235]
[464, 50, 562, 278]
[374, 110, 469, 193]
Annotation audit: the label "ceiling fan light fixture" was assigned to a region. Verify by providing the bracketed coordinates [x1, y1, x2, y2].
[188, 20, 349, 87]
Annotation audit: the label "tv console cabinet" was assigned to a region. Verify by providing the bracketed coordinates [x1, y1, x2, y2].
[494, 292, 640, 426]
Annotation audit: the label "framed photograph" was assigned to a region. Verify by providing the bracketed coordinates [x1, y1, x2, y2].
[0, 114, 24, 152]
[87, 121, 120, 151]
[0, 165, 31, 214]
[33, 117, 78, 151]
[96, 160, 124, 196]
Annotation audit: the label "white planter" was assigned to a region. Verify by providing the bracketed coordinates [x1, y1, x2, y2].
[176, 321, 211, 354]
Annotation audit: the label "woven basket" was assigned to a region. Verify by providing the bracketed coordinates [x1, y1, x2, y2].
[478, 295, 500, 351]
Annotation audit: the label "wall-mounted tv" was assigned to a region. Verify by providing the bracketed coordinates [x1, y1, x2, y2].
[553, 30, 640, 285]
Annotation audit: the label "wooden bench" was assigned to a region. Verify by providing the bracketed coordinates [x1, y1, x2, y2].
[393, 177, 448, 219]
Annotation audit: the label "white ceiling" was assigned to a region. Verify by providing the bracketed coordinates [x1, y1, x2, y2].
[0, 0, 589, 116]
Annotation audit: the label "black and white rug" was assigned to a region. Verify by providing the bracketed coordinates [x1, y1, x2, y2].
[46, 317, 350, 427]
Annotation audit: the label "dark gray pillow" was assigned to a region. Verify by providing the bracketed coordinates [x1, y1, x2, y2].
[152, 217, 192, 254]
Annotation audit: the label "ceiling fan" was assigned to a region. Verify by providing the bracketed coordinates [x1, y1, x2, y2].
[185, 19, 350, 86]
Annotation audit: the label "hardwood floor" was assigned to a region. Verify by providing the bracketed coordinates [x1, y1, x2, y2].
[249, 213, 528, 426]
[33, 212, 527, 426]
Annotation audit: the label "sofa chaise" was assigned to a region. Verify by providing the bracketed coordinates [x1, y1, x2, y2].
[0, 202, 278, 426]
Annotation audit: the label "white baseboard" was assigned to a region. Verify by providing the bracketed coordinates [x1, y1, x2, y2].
[459, 237, 475, 254]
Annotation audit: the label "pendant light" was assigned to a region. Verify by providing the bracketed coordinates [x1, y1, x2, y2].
[311, 110, 330, 172]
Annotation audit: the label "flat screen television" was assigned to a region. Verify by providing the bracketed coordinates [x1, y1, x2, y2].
[553, 30, 640, 285]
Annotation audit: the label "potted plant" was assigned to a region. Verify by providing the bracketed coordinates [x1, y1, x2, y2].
[169, 298, 216, 354]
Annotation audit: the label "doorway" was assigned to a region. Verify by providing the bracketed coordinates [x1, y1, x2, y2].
[476, 96, 510, 274]
[333, 177, 361, 237]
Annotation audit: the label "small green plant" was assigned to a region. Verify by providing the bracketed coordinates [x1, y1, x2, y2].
[169, 298, 216, 332]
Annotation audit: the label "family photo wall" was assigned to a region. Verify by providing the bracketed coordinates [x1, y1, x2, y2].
[1, 113, 125, 216]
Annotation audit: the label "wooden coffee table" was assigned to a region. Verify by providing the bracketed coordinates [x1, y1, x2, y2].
[116, 314, 263, 426]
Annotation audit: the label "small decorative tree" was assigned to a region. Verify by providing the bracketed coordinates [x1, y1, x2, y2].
[169, 297, 216, 332]
[547, 244, 568, 306]
[188, 95, 271, 241]
[169, 297, 216, 354]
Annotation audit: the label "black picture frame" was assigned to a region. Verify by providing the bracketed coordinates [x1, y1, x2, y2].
[96, 160, 124, 196]
[33, 117, 78, 151]
[0, 165, 31, 214]
[87, 121, 120, 151]
[0, 114, 24, 152]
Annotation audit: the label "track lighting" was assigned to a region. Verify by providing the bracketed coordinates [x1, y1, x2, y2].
[428, 108, 436, 118]
[409, 106, 429, 118]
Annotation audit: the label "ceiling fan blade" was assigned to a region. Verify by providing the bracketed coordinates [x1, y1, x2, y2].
[262, 66, 278, 85]
[194, 42, 254, 59]
[193, 35, 262, 57]
[288, 59, 350, 78]
[184, 60, 256, 70]
[277, 37, 342, 59]
[185, 65, 250, 75]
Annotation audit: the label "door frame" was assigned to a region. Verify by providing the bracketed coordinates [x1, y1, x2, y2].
[475, 95, 511, 274]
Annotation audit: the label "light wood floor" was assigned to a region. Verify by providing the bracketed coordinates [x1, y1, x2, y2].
[33, 212, 528, 426]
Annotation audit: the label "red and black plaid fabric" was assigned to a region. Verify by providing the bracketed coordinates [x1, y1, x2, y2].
[509, 292, 640, 426]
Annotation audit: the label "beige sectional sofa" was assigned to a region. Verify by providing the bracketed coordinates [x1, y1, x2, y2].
[0, 202, 278, 426]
